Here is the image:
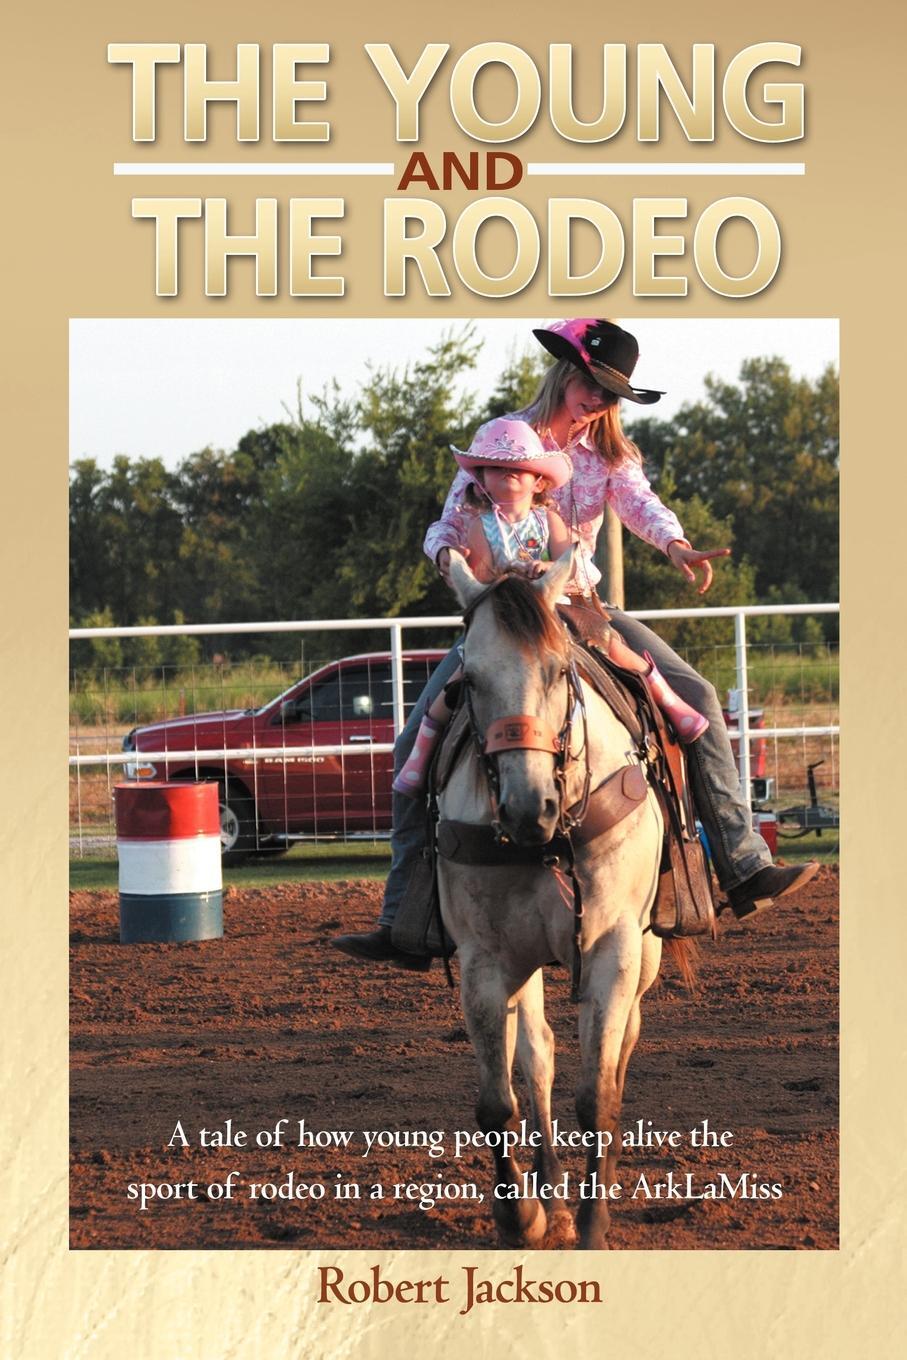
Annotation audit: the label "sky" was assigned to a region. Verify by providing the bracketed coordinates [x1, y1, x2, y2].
[70, 317, 838, 469]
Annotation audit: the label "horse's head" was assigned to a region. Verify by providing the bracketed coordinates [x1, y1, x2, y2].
[447, 549, 576, 846]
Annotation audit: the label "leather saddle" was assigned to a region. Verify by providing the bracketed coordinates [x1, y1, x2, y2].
[564, 634, 716, 941]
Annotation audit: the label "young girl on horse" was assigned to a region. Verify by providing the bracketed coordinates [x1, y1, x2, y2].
[392, 416, 708, 797]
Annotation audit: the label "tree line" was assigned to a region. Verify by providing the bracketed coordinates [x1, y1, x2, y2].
[70, 330, 838, 671]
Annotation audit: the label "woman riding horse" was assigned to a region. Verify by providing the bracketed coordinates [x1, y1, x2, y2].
[333, 319, 818, 967]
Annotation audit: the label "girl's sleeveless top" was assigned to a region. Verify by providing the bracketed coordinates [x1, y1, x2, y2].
[480, 508, 549, 571]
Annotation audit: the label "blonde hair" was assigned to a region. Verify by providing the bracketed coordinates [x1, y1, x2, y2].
[523, 358, 642, 467]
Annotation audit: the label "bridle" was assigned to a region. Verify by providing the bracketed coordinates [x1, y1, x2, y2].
[462, 645, 591, 845]
[460, 578, 592, 998]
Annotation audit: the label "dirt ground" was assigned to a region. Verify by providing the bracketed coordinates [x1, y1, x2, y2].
[70, 868, 838, 1251]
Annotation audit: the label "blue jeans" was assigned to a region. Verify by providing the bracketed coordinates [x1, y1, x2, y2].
[378, 621, 770, 925]
[606, 609, 770, 890]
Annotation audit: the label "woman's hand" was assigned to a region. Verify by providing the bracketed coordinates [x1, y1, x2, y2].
[666, 539, 731, 595]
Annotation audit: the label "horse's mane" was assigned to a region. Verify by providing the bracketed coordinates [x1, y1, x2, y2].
[481, 571, 568, 661]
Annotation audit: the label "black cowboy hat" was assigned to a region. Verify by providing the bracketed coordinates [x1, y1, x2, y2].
[532, 319, 664, 404]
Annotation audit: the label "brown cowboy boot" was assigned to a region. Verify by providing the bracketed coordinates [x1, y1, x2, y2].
[726, 861, 820, 918]
[331, 925, 432, 971]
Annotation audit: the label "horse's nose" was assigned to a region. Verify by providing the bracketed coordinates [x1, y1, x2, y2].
[498, 797, 559, 845]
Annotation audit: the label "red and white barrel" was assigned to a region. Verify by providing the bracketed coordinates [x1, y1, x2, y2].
[115, 782, 223, 943]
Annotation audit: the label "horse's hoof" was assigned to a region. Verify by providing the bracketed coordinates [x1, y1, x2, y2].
[543, 1205, 578, 1250]
[494, 1198, 548, 1248]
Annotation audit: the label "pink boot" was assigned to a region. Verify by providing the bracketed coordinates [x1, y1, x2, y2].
[643, 652, 709, 743]
[392, 715, 446, 797]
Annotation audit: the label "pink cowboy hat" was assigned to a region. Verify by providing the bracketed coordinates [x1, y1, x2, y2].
[533, 318, 664, 404]
[452, 417, 572, 488]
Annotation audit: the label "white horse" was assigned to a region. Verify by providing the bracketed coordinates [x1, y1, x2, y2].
[440, 550, 680, 1250]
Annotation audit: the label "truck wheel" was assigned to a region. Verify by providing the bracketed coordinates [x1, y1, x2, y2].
[218, 783, 257, 865]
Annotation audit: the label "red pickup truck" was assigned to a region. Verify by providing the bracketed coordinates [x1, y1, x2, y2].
[121, 651, 445, 861]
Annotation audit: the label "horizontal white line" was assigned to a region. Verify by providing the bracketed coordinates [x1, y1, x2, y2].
[69, 744, 397, 767]
[527, 162, 805, 176]
[114, 162, 396, 177]
[69, 602, 838, 640]
[69, 725, 840, 770]
[114, 160, 804, 179]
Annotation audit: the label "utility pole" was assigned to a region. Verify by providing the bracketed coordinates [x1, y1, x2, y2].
[596, 505, 625, 607]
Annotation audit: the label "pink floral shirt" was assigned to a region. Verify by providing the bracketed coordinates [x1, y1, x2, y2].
[423, 421, 686, 594]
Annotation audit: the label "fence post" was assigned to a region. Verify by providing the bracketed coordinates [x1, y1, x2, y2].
[390, 622, 405, 738]
[734, 610, 752, 800]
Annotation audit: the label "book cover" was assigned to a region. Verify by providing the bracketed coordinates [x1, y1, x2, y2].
[2, 0, 901, 1356]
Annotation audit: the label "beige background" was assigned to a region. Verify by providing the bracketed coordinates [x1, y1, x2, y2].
[2, 0, 903, 1355]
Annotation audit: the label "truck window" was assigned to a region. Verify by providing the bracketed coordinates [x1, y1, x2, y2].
[283, 657, 442, 724]
[286, 666, 386, 724]
[369, 659, 444, 719]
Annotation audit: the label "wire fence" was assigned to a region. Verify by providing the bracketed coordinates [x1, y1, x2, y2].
[69, 605, 839, 856]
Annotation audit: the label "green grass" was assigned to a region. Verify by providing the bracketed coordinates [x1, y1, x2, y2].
[682, 646, 839, 706]
[771, 830, 839, 868]
[70, 646, 839, 729]
[70, 840, 393, 891]
[68, 658, 309, 728]
[70, 828, 837, 894]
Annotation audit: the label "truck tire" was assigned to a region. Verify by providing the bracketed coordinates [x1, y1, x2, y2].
[218, 782, 258, 865]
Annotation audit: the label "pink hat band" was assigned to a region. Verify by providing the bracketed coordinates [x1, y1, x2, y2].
[451, 418, 572, 489]
[533, 318, 664, 405]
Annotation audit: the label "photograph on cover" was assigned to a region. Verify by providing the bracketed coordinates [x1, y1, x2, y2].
[69, 316, 838, 1250]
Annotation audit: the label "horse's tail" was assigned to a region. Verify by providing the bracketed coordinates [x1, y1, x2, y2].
[664, 937, 699, 992]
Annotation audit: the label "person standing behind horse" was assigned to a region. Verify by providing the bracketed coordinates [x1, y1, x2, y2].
[333, 319, 817, 968]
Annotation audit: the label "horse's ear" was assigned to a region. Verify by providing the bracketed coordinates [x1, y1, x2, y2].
[446, 550, 486, 610]
[535, 544, 575, 605]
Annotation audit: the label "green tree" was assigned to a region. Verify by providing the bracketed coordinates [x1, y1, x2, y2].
[174, 428, 294, 622]
[623, 485, 757, 651]
[160, 611, 203, 669]
[247, 391, 360, 630]
[77, 606, 123, 677]
[69, 456, 184, 623]
[628, 358, 839, 605]
[344, 330, 483, 617]
[477, 347, 548, 421]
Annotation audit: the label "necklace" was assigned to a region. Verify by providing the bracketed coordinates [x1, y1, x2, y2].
[491, 503, 543, 563]
[540, 420, 583, 455]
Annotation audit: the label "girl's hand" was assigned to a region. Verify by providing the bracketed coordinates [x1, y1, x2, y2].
[666, 539, 731, 595]
[525, 560, 551, 579]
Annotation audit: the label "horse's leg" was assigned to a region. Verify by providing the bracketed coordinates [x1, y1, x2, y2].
[606, 934, 662, 1186]
[515, 970, 577, 1247]
[574, 924, 642, 1250]
[459, 952, 547, 1248]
